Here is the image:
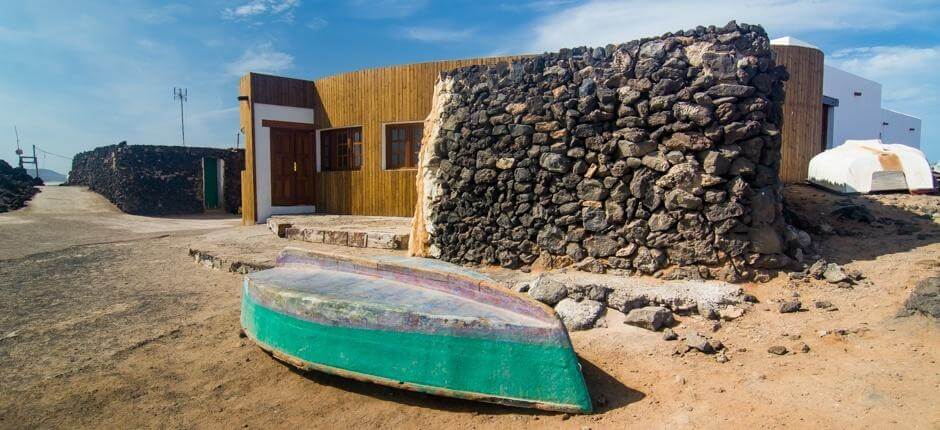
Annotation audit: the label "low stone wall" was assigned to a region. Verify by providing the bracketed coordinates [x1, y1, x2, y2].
[412, 21, 812, 282]
[68, 144, 244, 215]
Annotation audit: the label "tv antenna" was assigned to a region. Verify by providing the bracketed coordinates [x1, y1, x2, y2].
[173, 87, 188, 146]
[14, 126, 39, 177]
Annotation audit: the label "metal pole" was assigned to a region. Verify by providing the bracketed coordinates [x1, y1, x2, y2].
[32, 145, 39, 177]
[180, 94, 186, 147]
[174, 87, 188, 147]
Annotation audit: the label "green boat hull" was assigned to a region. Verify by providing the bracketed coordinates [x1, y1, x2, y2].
[240, 249, 592, 413]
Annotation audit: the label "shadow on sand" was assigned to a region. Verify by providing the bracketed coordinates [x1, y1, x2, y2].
[783, 185, 939, 266]
[280, 355, 644, 416]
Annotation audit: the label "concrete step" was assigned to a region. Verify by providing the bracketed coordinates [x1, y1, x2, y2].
[266, 216, 409, 250]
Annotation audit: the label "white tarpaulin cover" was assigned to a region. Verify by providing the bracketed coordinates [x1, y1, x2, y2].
[808, 139, 934, 193]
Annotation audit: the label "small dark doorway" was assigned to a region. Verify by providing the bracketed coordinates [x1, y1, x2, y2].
[270, 127, 316, 206]
[203, 157, 221, 210]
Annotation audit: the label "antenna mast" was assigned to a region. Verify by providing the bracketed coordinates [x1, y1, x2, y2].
[173, 87, 188, 146]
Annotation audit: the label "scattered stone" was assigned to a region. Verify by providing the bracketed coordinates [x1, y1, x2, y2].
[823, 263, 850, 284]
[814, 300, 837, 311]
[767, 345, 788, 355]
[897, 277, 940, 319]
[554, 298, 605, 331]
[685, 332, 715, 354]
[718, 305, 745, 321]
[715, 351, 730, 363]
[624, 306, 674, 331]
[662, 328, 678, 341]
[527, 277, 568, 306]
[795, 342, 811, 353]
[778, 300, 802, 314]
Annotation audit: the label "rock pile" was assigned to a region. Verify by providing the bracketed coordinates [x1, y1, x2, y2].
[68, 143, 244, 215]
[413, 21, 812, 281]
[0, 160, 43, 212]
[516, 274, 747, 330]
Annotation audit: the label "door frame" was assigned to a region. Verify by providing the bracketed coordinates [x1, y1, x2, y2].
[266, 121, 317, 207]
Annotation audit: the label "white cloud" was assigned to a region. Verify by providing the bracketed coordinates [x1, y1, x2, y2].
[401, 26, 474, 42]
[223, 0, 300, 21]
[828, 44, 940, 114]
[225, 43, 295, 76]
[525, 0, 938, 52]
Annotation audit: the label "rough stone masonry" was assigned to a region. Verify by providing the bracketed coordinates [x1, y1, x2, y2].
[412, 21, 813, 282]
[68, 143, 244, 216]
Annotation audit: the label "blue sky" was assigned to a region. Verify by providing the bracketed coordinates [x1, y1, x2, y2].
[1, 0, 939, 174]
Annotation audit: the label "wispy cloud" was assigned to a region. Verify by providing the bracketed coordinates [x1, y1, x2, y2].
[138, 4, 191, 24]
[829, 45, 940, 112]
[225, 43, 295, 76]
[524, 0, 939, 52]
[347, 0, 428, 19]
[400, 26, 474, 42]
[306, 17, 328, 30]
[223, 0, 300, 21]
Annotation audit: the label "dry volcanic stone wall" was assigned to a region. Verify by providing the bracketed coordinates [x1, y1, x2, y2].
[68, 143, 244, 215]
[413, 22, 814, 282]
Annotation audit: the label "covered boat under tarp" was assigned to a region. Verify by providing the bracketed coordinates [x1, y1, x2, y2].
[808, 139, 934, 193]
[240, 247, 593, 413]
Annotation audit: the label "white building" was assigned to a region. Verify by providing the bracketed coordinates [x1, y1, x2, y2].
[772, 37, 922, 150]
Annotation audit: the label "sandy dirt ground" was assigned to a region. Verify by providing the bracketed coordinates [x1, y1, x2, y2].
[1, 185, 938, 429]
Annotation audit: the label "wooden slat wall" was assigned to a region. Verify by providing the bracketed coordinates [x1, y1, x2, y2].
[774, 45, 825, 183]
[250, 73, 317, 109]
[311, 57, 523, 217]
[238, 74, 257, 225]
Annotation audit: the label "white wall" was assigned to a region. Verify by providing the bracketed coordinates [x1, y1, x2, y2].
[823, 65, 883, 149]
[253, 103, 316, 223]
[881, 109, 922, 149]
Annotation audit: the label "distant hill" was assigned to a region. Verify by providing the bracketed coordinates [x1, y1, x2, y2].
[28, 168, 67, 183]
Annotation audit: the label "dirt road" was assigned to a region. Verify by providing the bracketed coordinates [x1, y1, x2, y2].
[1, 186, 938, 429]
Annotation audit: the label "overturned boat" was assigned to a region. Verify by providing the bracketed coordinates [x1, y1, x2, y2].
[808, 139, 935, 194]
[240, 248, 592, 413]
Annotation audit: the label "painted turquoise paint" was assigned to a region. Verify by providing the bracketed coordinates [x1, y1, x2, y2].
[242, 284, 593, 413]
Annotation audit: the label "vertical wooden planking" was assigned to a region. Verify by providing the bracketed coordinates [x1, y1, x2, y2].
[239, 74, 257, 224]
[774, 45, 824, 183]
[310, 56, 526, 216]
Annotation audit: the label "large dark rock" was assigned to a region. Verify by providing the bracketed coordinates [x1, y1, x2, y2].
[898, 277, 940, 319]
[0, 160, 43, 212]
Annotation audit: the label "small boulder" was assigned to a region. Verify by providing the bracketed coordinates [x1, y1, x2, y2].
[527, 277, 568, 306]
[555, 298, 605, 331]
[779, 300, 802, 313]
[718, 305, 745, 321]
[823, 263, 849, 284]
[897, 276, 940, 319]
[662, 328, 678, 341]
[624, 306, 674, 331]
[767, 345, 788, 355]
[685, 332, 715, 354]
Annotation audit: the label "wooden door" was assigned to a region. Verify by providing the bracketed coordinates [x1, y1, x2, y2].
[270, 128, 296, 206]
[294, 131, 316, 205]
[270, 127, 316, 206]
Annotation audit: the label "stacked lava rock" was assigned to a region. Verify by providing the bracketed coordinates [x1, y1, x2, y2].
[414, 21, 813, 282]
[68, 143, 244, 216]
[0, 159, 43, 212]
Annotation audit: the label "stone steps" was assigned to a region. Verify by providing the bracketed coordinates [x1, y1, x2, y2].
[266, 218, 409, 250]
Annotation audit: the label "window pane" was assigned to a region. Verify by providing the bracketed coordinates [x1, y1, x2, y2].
[320, 127, 362, 171]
